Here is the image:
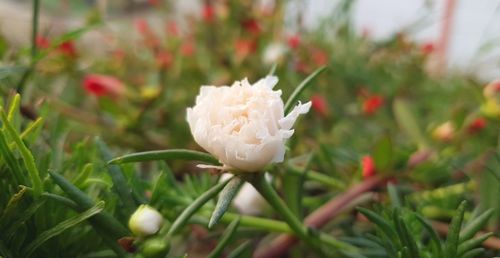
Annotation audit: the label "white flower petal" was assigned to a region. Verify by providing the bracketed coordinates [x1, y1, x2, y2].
[279, 101, 312, 130]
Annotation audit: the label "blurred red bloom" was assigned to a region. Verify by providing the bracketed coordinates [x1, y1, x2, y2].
[312, 49, 328, 66]
[242, 19, 261, 34]
[156, 50, 173, 68]
[58, 41, 77, 57]
[363, 95, 384, 115]
[311, 95, 328, 117]
[421, 42, 435, 55]
[147, 0, 160, 7]
[467, 117, 487, 134]
[36, 36, 50, 49]
[362, 155, 376, 178]
[180, 41, 195, 57]
[202, 4, 215, 22]
[166, 21, 179, 37]
[83, 74, 125, 97]
[134, 18, 151, 36]
[287, 35, 301, 49]
[235, 39, 256, 59]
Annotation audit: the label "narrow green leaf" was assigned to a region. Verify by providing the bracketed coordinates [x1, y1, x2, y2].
[393, 210, 420, 258]
[49, 171, 129, 238]
[457, 232, 493, 256]
[372, 136, 393, 172]
[96, 138, 136, 215]
[0, 130, 25, 185]
[459, 209, 494, 242]
[72, 163, 93, 188]
[415, 214, 443, 257]
[357, 207, 398, 243]
[460, 248, 484, 258]
[0, 239, 14, 258]
[268, 63, 278, 76]
[0, 108, 43, 197]
[23, 201, 104, 257]
[393, 98, 430, 149]
[109, 149, 219, 165]
[387, 183, 401, 208]
[6, 93, 20, 123]
[4, 198, 46, 241]
[226, 240, 251, 258]
[166, 176, 232, 237]
[284, 65, 327, 114]
[207, 217, 241, 258]
[209, 177, 243, 228]
[444, 200, 467, 258]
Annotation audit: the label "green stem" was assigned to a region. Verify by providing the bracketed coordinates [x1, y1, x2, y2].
[248, 174, 323, 254]
[288, 167, 345, 190]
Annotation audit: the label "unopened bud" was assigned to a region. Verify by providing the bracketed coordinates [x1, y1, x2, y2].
[129, 205, 163, 237]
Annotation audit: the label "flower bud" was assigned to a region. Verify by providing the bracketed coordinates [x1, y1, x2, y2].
[129, 205, 163, 237]
[432, 121, 455, 142]
[141, 237, 170, 258]
[361, 155, 376, 178]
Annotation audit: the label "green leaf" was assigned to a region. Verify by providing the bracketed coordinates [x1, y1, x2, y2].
[109, 149, 219, 165]
[23, 201, 105, 257]
[459, 209, 494, 242]
[372, 136, 393, 172]
[96, 138, 136, 215]
[0, 130, 25, 185]
[460, 248, 484, 258]
[444, 200, 467, 258]
[457, 232, 493, 256]
[415, 214, 443, 257]
[387, 183, 402, 208]
[0, 108, 43, 197]
[49, 171, 129, 238]
[166, 176, 232, 237]
[284, 66, 327, 114]
[357, 207, 398, 243]
[226, 240, 251, 258]
[393, 209, 420, 258]
[268, 63, 278, 76]
[6, 93, 20, 124]
[393, 98, 430, 149]
[209, 176, 243, 228]
[207, 217, 241, 258]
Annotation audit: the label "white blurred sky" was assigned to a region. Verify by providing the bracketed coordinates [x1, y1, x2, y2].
[288, 0, 500, 80]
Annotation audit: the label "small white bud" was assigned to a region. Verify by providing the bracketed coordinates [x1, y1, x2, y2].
[128, 205, 163, 237]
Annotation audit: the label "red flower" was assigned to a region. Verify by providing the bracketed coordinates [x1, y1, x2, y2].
[166, 21, 179, 37]
[58, 41, 77, 57]
[421, 42, 435, 55]
[361, 155, 376, 178]
[180, 41, 195, 57]
[311, 95, 328, 117]
[287, 35, 301, 49]
[235, 39, 256, 59]
[134, 18, 151, 36]
[467, 117, 487, 134]
[202, 4, 215, 22]
[156, 50, 173, 68]
[312, 49, 328, 66]
[36, 36, 50, 49]
[363, 95, 384, 115]
[83, 74, 125, 97]
[147, 0, 160, 6]
[242, 19, 261, 34]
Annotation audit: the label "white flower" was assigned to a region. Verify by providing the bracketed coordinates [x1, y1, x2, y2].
[262, 43, 287, 64]
[219, 173, 269, 215]
[187, 76, 311, 172]
[128, 205, 163, 237]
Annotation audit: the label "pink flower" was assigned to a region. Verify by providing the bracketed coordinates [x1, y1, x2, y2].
[312, 49, 328, 66]
[83, 74, 125, 97]
[363, 95, 384, 115]
[361, 155, 376, 178]
[467, 117, 487, 134]
[287, 35, 301, 49]
[311, 95, 328, 117]
[135, 18, 151, 36]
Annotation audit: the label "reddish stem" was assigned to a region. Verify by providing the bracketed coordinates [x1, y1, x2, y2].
[254, 176, 387, 258]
